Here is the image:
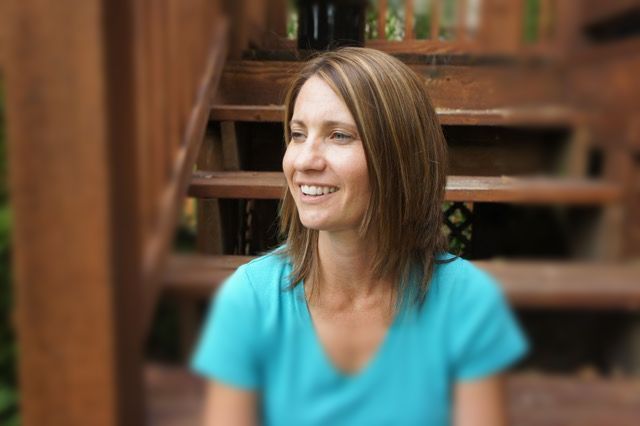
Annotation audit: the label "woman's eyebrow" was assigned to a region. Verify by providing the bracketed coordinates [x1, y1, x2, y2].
[290, 119, 357, 129]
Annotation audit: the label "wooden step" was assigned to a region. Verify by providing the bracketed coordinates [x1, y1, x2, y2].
[216, 60, 569, 111]
[144, 363, 640, 426]
[188, 171, 622, 204]
[210, 104, 584, 127]
[162, 254, 640, 309]
[162, 254, 251, 298]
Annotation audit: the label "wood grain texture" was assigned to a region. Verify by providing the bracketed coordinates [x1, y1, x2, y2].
[187, 171, 621, 204]
[214, 59, 568, 109]
[6, 0, 122, 424]
[210, 104, 585, 127]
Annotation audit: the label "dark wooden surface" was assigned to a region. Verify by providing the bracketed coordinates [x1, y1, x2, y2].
[144, 363, 640, 426]
[210, 104, 585, 127]
[214, 60, 569, 110]
[6, 0, 130, 424]
[187, 171, 622, 204]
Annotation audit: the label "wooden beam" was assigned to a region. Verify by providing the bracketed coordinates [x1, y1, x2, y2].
[215, 60, 569, 110]
[187, 171, 621, 205]
[210, 104, 585, 127]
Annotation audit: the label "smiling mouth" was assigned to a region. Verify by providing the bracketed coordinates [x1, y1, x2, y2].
[300, 184, 339, 197]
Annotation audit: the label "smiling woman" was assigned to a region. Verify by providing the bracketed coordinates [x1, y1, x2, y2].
[190, 47, 528, 426]
[283, 76, 371, 235]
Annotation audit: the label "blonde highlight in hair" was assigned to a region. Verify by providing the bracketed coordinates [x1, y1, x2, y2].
[279, 47, 452, 309]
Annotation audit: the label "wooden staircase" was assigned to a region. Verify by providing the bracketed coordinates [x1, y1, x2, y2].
[8, 1, 639, 424]
[152, 1, 640, 424]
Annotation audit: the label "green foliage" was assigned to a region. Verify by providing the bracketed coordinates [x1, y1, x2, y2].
[523, 0, 541, 43]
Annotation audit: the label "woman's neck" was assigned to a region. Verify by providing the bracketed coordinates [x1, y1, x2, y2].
[310, 230, 394, 311]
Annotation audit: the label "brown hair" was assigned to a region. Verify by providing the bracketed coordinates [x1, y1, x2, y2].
[279, 47, 453, 309]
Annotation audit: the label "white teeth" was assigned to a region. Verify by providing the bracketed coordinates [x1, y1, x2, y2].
[300, 185, 338, 196]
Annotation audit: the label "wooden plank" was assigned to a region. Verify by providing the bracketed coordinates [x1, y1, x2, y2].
[506, 373, 640, 426]
[5, 0, 129, 424]
[478, 0, 525, 54]
[405, 0, 415, 40]
[446, 175, 621, 203]
[220, 121, 242, 170]
[475, 260, 640, 309]
[215, 60, 568, 110]
[456, 0, 468, 41]
[378, 0, 387, 40]
[187, 171, 621, 205]
[162, 254, 253, 297]
[145, 364, 640, 426]
[431, 0, 441, 40]
[162, 254, 640, 309]
[188, 170, 285, 199]
[210, 104, 584, 127]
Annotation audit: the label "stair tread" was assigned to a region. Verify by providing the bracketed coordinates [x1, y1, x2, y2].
[144, 363, 640, 426]
[210, 104, 585, 126]
[188, 171, 622, 204]
[163, 254, 640, 309]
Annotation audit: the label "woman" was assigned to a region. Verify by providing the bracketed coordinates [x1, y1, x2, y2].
[191, 47, 528, 425]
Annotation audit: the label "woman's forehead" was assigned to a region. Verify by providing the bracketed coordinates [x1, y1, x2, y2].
[292, 76, 355, 126]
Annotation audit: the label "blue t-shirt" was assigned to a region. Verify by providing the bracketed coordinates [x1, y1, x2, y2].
[190, 250, 529, 425]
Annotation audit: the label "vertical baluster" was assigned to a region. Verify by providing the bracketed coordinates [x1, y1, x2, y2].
[457, 0, 467, 40]
[378, 0, 388, 40]
[431, 0, 441, 40]
[539, 0, 552, 45]
[406, 0, 415, 39]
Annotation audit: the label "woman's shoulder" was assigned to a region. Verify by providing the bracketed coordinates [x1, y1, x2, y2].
[431, 252, 504, 301]
[219, 246, 292, 305]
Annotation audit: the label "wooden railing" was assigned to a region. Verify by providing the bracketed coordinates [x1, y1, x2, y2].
[261, 0, 578, 55]
[365, 0, 567, 54]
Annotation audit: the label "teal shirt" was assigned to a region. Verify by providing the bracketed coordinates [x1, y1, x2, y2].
[190, 250, 529, 425]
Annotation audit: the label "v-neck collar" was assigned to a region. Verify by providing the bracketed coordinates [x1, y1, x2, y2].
[297, 279, 401, 381]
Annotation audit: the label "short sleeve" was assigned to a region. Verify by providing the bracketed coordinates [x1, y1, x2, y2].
[189, 265, 261, 389]
[450, 265, 529, 381]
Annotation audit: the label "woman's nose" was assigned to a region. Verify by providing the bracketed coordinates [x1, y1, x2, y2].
[294, 136, 326, 171]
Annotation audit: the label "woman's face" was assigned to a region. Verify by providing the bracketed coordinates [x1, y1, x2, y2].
[283, 76, 370, 233]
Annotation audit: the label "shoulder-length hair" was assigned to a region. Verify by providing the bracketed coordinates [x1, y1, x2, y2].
[279, 47, 453, 309]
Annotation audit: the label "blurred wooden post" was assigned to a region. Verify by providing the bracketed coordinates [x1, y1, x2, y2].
[456, 0, 468, 41]
[5, 0, 144, 424]
[405, 0, 415, 40]
[478, 0, 524, 54]
[431, 0, 441, 40]
[378, 0, 388, 40]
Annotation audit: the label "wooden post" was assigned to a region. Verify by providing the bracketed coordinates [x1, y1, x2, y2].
[378, 0, 388, 40]
[405, 0, 415, 40]
[431, 0, 442, 40]
[5, 0, 144, 424]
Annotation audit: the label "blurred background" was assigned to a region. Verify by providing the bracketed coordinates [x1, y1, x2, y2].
[1, 0, 640, 425]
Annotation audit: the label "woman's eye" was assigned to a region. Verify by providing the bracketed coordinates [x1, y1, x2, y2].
[291, 131, 306, 141]
[331, 132, 352, 141]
